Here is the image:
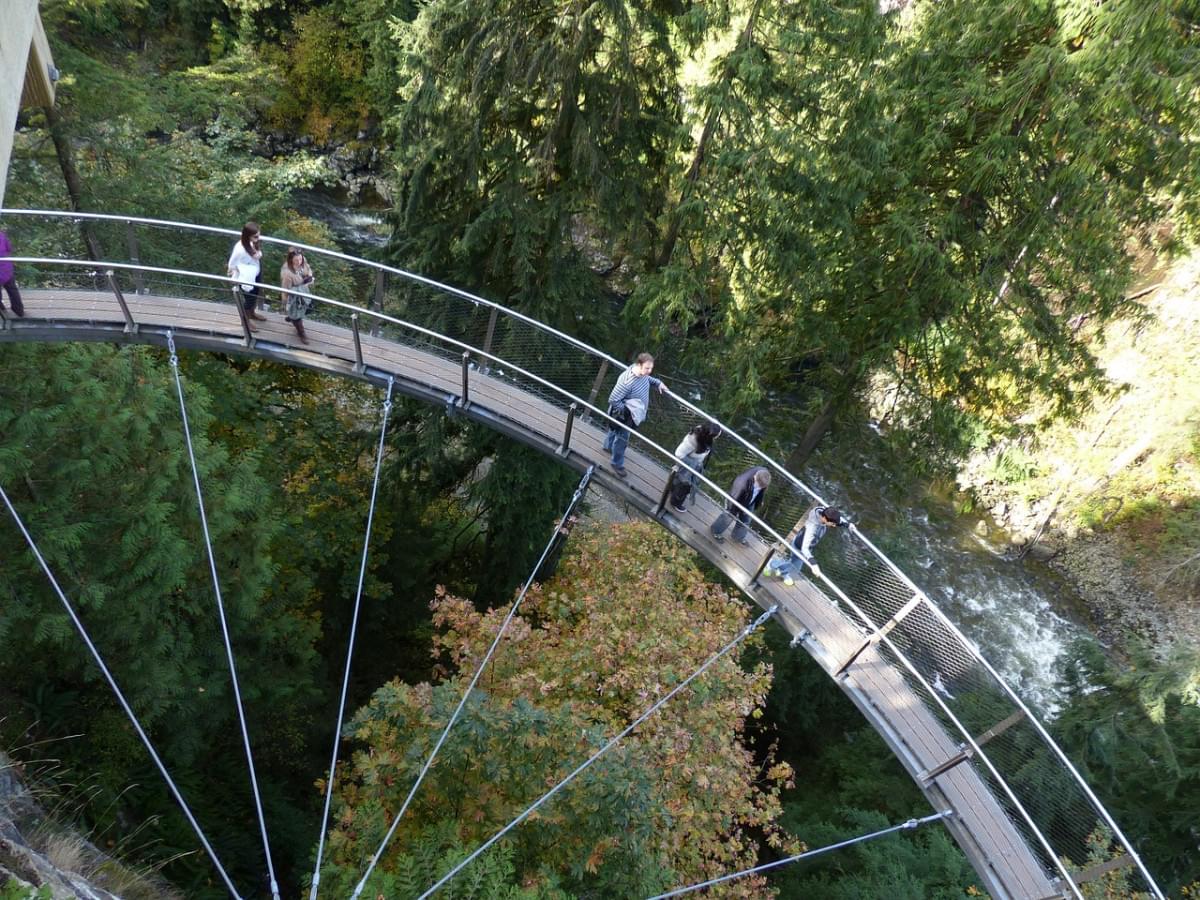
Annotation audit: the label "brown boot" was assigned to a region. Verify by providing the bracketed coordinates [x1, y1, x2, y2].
[249, 310, 268, 321]
[294, 319, 309, 344]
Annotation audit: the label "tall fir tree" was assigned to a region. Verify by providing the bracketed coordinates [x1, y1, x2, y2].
[382, 0, 693, 344]
[0, 343, 324, 894]
[634, 0, 1200, 470]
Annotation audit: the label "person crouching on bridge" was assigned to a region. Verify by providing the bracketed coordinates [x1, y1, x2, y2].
[764, 504, 845, 586]
[670, 422, 721, 511]
[227, 222, 267, 329]
[0, 228, 25, 318]
[711, 467, 771, 544]
[280, 248, 315, 344]
[603, 352, 665, 478]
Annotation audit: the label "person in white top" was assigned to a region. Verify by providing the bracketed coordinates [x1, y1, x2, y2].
[669, 422, 721, 511]
[227, 222, 266, 330]
[764, 504, 846, 586]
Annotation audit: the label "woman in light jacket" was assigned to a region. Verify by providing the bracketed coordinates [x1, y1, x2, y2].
[280, 248, 315, 344]
[227, 221, 266, 328]
[669, 422, 721, 512]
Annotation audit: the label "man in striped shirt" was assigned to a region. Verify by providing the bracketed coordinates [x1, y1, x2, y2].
[603, 352, 665, 477]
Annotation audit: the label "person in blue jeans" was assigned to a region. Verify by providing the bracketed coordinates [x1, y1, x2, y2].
[765, 504, 846, 585]
[603, 352, 665, 477]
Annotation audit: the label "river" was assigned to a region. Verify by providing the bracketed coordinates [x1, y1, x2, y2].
[809, 454, 1086, 714]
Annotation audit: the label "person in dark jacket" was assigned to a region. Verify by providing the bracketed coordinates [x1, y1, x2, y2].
[764, 504, 846, 585]
[711, 466, 772, 544]
[0, 229, 25, 317]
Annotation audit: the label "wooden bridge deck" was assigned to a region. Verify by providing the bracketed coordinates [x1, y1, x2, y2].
[0, 288, 1064, 899]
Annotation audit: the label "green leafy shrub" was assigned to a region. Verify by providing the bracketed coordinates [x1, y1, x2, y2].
[268, 7, 372, 141]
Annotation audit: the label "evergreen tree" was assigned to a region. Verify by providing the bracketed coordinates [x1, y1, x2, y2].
[381, 0, 690, 343]
[634, 0, 1200, 469]
[464, 428, 581, 608]
[1054, 641, 1200, 894]
[0, 343, 324, 895]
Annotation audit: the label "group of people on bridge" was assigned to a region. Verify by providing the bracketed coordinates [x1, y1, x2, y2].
[603, 352, 847, 587]
[227, 221, 316, 344]
[2, 222, 851, 588]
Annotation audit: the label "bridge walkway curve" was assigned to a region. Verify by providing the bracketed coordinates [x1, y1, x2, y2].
[2, 284, 1063, 898]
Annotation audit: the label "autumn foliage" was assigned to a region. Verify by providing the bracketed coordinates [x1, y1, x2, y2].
[320, 521, 795, 897]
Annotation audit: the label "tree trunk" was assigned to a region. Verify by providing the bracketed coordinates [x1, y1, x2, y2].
[655, 1, 762, 269]
[655, 102, 721, 269]
[785, 395, 839, 472]
[785, 369, 860, 472]
[43, 103, 103, 260]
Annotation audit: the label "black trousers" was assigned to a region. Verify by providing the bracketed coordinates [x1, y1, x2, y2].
[241, 283, 260, 312]
[1, 277, 23, 316]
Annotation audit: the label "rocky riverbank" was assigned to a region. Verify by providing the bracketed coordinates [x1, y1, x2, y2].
[255, 130, 392, 207]
[958, 470, 1181, 650]
[955, 250, 1200, 654]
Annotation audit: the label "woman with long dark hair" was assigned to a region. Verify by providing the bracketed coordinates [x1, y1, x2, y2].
[669, 422, 721, 512]
[227, 221, 266, 329]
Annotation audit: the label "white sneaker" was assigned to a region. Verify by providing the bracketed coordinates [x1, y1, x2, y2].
[783, 576, 795, 587]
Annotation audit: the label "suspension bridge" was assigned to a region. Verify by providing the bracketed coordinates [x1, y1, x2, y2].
[0, 210, 1162, 899]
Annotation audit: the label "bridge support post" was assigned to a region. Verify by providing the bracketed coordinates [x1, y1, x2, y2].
[1072, 854, 1136, 890]
[233, 287, 255, 347]
[106, 270, 137, 334]
[125, 221, 145, 295]
[351, 313, 365, 373]
[750, 544, 777, 585]
[480, 306, 499, 374]
[460, 351, 470, 408]
[920, 709, 1027, 783]
[655, 469, 676, 516]
[834, 594, 923, 678]
[587, 360, 609, 409]
[371, 271, 386, 337]
[557, 403, 577, 456]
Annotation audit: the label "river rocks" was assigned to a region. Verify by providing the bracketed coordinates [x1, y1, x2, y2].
[1022, 541, 1060, 563]
[956, 450, 1171, 650]
[240, 130, 395, 205]
[1048, 536, 1170, 649]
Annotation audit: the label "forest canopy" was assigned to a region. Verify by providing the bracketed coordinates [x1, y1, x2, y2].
[2, 0, 1200, 897]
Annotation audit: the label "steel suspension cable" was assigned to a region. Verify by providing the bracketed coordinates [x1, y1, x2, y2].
[647, 810, 954, 898]
[308, 377, 395, 900]
[0, 482, 244, 899]
[415, 604, 779, 900]
[166, 332, 281, 900]
[350, 464, 596, 899]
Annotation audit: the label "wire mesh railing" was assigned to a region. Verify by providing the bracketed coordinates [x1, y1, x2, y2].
[0, 208, 1163, 898]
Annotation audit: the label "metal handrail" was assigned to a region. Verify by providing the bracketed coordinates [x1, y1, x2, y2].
[0, 214, 1165, 897]
[1, 257, 791, 547]
[0, 209, 826, 503]
[815, 566, 1083, 895]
